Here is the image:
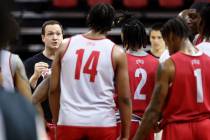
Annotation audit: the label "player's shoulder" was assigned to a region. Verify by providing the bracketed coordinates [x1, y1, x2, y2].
[61, 38, 71, 47]
[111, 45, 126, 67]
[66, 34, 83, 43]
[112, 45, 126, 59]
[58, 38, 71, 59]
[160, 58, 175, 76]
[113, 45, 125, 54]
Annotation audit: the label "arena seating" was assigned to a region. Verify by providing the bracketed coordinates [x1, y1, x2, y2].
[87, 0, 112, 7]
[123, 0, 148, 8]
[53, 0, 78, 8]
[159, 0, 184, 8]
[12, 0, 197, 59]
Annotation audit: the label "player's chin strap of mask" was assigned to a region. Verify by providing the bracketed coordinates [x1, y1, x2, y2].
[116, 112, 142, 123]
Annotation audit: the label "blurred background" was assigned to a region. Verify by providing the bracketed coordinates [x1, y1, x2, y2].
[5, 0, 207, 60]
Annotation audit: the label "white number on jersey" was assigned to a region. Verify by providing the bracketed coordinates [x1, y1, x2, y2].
[194, 68, 204, 103]
[134, 68, 147, 100]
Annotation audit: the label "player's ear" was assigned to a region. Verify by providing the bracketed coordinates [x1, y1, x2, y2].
[41, 35, 45, 43]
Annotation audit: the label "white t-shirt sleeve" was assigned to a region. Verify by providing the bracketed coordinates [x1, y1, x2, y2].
[197, 42, 210, 57]
[159, 49, 170, 63]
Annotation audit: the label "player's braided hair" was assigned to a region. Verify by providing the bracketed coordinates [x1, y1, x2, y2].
[115, 11, 147, 51]
[87, 3, 115, 34]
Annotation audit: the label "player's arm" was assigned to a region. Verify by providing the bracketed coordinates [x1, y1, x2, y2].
[133, 58, 174, 140]
[13, 55, 44, 116]
[32, 77, 50, 105]
[49, 39, 68, 123]
[13, 55, 32, 101]
[114, 46, 132, 140]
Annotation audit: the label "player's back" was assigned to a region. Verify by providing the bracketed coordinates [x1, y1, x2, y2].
[127, 52, 159, 117]
[59, 34, 116, 127]
[162, 52, 210, 125]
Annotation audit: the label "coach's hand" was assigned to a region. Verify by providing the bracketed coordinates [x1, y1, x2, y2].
[29, 62, 49, 88]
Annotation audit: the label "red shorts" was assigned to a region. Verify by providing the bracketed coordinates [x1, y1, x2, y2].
[162, 119, 210, 140]
[117, 121, 154, 140]
[57, 125, 117, 140]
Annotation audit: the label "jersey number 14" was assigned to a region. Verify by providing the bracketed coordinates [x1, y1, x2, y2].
[75, 49, 100, 82]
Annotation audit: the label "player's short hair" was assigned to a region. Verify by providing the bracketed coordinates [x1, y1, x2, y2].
[200, 4, 210, 38]
[118, 12, 147, 51]
[0, 12, 19, 48]
[41, 20, 63, 35]
[87, 3, 115, 34]
[161, 17, 190, 40]
[149, 23, 163, 36]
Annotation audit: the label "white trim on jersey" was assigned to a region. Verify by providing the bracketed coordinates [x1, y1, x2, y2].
[0, 50, 14, 91]
[58, 34, 116, 127]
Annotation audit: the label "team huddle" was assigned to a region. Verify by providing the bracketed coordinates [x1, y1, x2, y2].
[0, 2, 210, 140]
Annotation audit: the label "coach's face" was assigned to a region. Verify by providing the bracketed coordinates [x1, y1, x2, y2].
[42, 24, 63, 50]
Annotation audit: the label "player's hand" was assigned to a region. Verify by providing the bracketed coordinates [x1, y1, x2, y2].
[33, 62, 49, 79]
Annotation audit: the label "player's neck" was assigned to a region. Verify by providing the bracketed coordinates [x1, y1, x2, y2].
[43, 49, 56, 60]
[127, 49, 147, 56]
[180, 39, 199, 56]
[84, 30, 106, 39]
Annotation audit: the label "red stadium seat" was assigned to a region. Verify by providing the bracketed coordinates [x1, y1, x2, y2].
[194, 0, 210, 2]
[53, 0, 78, 8]
[123, 0, 148, 8]
[87, 0, 112, 7]
[159, 0, 184, 8]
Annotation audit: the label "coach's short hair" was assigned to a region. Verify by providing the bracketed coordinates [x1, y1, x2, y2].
[41, 20, 63, 35]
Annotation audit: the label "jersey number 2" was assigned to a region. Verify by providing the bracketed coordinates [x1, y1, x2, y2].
[134, 68, 147, 100]
[75, 49, 100, 82]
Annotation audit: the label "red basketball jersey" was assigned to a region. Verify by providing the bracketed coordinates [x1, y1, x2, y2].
[162, 52, 210, 126]
[127, 53, 159, 117]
